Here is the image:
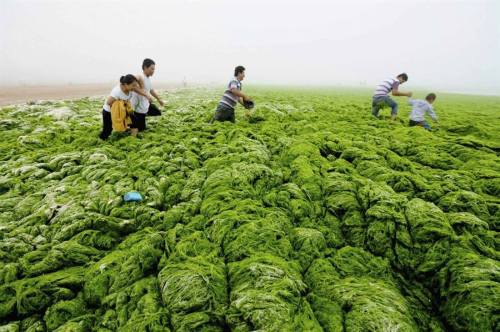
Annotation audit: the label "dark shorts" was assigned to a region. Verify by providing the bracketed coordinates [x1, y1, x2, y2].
[131, 112, 147, 131]
[147, 103, 162, 116]
[409, 119, 431, 130]
[213, 103, 235, 123]
[99, 109, 112, 140]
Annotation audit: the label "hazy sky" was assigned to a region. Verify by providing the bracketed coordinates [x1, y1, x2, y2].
[1, 0, 499, 94]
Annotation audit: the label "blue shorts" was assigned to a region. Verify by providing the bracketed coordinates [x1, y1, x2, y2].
[372, 95, 398, 117]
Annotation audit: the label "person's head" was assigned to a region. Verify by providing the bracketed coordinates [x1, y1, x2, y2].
[426, 93, 437, 104]
[119, 74, 138, 92]
[142, 58, 156, 77]
[397, 73, 408, 84]
[234, 65, 245, 81]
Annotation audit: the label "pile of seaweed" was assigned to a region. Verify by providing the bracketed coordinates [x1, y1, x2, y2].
[0, 88, 499, 331]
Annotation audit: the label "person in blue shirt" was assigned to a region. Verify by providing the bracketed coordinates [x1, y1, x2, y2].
[408, 93, 438, 130]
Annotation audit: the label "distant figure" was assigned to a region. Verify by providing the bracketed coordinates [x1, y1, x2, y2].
[130, 58, 165, 133]
[408, 93, 438, 130]
[99, 75, 138, 140]
[212, 66, 252, 123]
[372, 73, 412, 120]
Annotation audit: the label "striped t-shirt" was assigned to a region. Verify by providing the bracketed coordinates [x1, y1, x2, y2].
[373, 78, 399, 97]
[219, 78, 242, 109]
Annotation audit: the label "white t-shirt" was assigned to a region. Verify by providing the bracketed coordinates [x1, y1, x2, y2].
[143, 75, 152, 94]
[103, 85, 132, 112]
[130, 74, 152, 114]
[408, 98, 437, 122]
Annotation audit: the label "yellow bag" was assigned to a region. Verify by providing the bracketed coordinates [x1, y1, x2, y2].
[111, 100, 133, 132]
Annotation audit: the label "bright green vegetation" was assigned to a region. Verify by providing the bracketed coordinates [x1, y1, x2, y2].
[0, 87, 499, 331]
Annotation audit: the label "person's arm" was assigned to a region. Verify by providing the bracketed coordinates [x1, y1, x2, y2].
[230, 88, 250, 101]
[133, 75, 152, 102]
[392, 88, 412, 97]
[106, 96, 116, 108]
[150, 89, 164, 106]
[391, 82, 412, 97]
[132, 86, 152, 102]
[135, 75, 145, 89]
[428, 106, 438, 122]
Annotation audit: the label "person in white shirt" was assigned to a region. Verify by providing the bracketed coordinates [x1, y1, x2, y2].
[408, 93, 438, 130]
[130, 58, 165, 132]
[99, 74, 139, 140]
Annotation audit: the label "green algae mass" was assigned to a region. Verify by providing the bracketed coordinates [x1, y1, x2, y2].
[1, 88, 499, 331]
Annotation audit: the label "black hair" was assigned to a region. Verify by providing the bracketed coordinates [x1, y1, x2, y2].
[397, 73, 408, 82]
[120, 74, 138, 85]
[234, 65, 245, 77]
[142, 58, 155, 69]
[426, 93, 437, 101]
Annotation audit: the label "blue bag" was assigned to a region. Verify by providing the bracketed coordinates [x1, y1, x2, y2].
[123, 191, 142, 202]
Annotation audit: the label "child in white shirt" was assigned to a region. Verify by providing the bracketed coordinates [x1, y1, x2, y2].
[408, 93, 438, 130]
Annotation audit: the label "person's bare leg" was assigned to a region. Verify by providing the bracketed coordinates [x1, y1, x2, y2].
[131, 128, 138, 137]
[388, 97, 398, 121]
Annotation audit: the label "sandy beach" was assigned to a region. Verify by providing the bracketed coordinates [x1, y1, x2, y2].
[0, 83, 180, 107]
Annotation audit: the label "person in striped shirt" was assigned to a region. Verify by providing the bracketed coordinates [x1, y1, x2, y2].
[372, 73, 412, 120]
[212, 65, 252, 123]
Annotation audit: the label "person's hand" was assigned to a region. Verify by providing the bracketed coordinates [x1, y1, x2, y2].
[407, 92, 413, 97]
[243, 96, 252, 102]
[158, 99, 165, 107]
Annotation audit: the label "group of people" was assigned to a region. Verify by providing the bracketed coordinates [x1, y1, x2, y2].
[99, 58, 164, 140]
[99, 63, 439, 140]
[372, 73, 438, 130]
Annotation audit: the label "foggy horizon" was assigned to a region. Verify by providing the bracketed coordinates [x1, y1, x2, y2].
[1, 0, 499, 95]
